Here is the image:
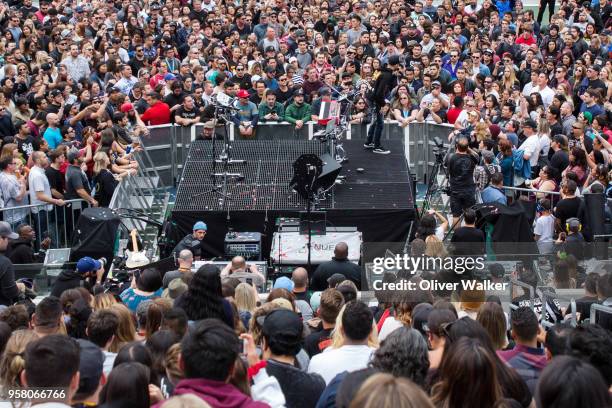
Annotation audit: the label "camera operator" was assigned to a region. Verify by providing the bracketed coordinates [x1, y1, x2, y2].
[444, 135, 479, 224]
[50, 256, 105, 298]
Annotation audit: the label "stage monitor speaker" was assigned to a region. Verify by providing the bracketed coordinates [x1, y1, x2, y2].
[70, 208, 121, 263]
[317, 154, 342, 192]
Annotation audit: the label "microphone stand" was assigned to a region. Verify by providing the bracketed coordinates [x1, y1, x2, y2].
[196, 102, 245, 204]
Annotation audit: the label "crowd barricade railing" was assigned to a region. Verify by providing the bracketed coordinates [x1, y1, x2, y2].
[0, 199, 88, 249]
[589, 303, 612, 326]
[139, 124, 176, 186]
[501, 186, 561, 202]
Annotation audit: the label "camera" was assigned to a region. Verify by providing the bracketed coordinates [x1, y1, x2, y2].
[432, 136, 447, 162]
[41, 63, 52, 71]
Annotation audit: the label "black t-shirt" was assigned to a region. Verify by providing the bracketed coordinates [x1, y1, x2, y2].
[16, 135, 39, 160]
[0, 255, 18, 306]
[189, 9, 208, 23]
[451, 226, 485, 255]
[549, 150, 569, 179]
[233, 74, 252, 90]
[575, 295, 598, 322]
[164, 92, 185, 110]
[175, 106, 198, 121]
[554, 196, 581, 225]
[265, 359, 326, 408]
[446, 152, 478, 192]
[276, 87, 295, 105]
[65, 165, 91, 200]
[129, 58, 148, 76]
[311, 258, 362, 291]
[93, 169, 117, 207]
[304, 328, 333, 357]
[45, 166, 64, 196]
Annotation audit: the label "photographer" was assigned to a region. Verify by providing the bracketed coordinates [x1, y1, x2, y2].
[444, 135, 480, 222]
[416, 97, 446, 124]
[50, 256, 105, 298]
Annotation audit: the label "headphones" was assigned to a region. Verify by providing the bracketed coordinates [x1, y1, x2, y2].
[565, 217, 582, 233]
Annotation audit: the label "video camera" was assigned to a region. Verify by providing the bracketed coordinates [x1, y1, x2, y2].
[432, 136, 448, 163]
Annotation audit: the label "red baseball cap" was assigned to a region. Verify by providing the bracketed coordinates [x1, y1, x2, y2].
[236, 89, 250, 99]
[120, 102, 134, 113]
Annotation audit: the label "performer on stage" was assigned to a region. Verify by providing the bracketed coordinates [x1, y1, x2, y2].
[173, 221, 208, 260]
[364, 55, 401, 155]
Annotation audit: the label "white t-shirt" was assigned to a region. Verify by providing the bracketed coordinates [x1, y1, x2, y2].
[534, 214, 555, 243]
[519, 135, 540, 167]
[538, 133, 551, 158]
[378, 317, 404, 341]
[308, 345, 376, 384]
[539, 86, 555, 109]
[28, 165, 53, 212]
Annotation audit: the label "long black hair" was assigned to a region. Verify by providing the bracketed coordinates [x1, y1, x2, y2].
[176, 264, 225, 322]
[100, 362, 151, 408]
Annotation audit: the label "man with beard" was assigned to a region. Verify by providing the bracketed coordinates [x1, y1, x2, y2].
[14, 121, 38, 161]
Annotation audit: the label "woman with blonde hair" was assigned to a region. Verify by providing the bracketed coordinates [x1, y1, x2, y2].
[109, 303, 137, 353]
[161, 343, 184, 396]
[0, 143, 19, 160]
[599, 66, 612, 101]
[0, 330, 39, 401]
[477, 302, 508, 350]
[501, 66, 519, 92]
[235, 283, 257, 327]
[349, 373, 434, 408]
[93, 293, 118, 310]
[424, 235, 448, 258]
[474, 122, 491, 143]
[93, 151, 133, 207]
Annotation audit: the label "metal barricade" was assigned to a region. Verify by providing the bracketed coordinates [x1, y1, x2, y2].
[140, 124, 175, 186]
[502, 186, 561, 203]
[0, 199, 88, 249]
[589, 303, 612, 326]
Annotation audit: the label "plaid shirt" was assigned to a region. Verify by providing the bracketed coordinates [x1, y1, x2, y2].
[474, 164, 501, 191]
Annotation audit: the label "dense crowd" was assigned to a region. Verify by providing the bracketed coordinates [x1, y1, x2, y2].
[0, 241, 610, 408]
[0, 0, 609, 407]
[0, 0, 607, 229]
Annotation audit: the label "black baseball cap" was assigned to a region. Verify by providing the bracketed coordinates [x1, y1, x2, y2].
[523, 118, 537, 129]
[412, 303, 433, 338]
[76, 339, 104, 396]
[262, 309, 303, 342]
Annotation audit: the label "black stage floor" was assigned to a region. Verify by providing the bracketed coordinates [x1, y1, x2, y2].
[174, 139, 414, 211]
[170, 139, 416, 257]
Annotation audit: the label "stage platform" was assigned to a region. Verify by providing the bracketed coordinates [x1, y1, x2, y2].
[170, 139, 416, 258]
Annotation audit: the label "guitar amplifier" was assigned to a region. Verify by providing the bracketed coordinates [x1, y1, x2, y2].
[224, 232, 262, 261]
